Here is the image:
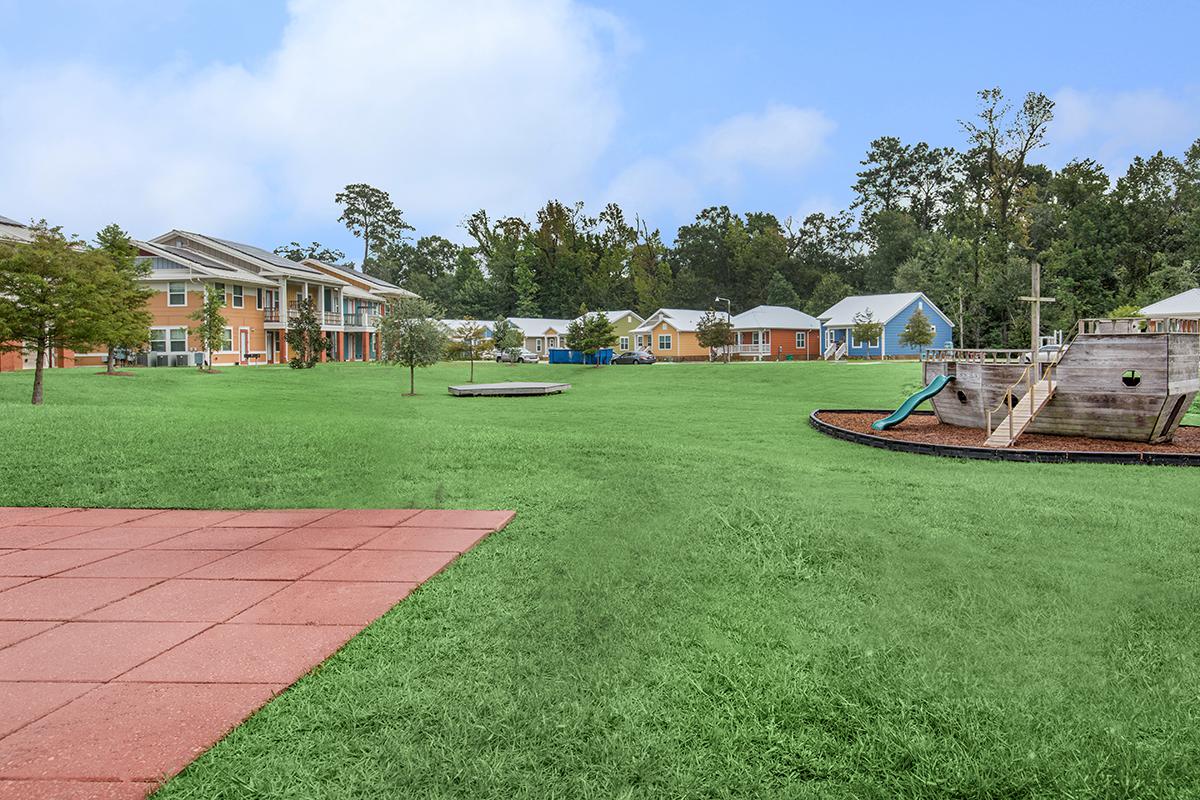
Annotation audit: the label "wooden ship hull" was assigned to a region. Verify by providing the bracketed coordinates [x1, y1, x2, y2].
[923, 325, 1200, 443]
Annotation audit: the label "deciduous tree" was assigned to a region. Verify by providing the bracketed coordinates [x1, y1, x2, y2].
[285, 296, 324, 369]
[490, 317, 523, 364]
[273, 241, 346, 264]
[335, 183, 412, 269]
[453, 318, 485, 382]
[93, 224, 153, 374]
[851, 310, 884, 359]
[696, 308, 734, 362]
[0, 223, 111, 404]
[378, 297, 446, 395]
[899, 308, 934, 355]
[190, 285, 227, 372]
[565, 310, 618, 367]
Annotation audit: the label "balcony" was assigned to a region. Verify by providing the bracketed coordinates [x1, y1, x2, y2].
[286, 302, 342, 327]
[263, 306, 284, 323]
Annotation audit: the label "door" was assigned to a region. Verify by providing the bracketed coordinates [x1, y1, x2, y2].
[239, 330, 250, 362]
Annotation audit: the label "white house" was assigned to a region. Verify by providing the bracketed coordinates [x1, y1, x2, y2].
[1140, 289, 1200, 320]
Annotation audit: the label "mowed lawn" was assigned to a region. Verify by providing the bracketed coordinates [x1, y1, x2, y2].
[3, 360, 1200, 798]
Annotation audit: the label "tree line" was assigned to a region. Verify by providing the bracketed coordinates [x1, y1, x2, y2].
[317, 87, 1198, 349]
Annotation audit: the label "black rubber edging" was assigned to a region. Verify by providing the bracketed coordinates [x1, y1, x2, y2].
[808, 409, 1200, 467]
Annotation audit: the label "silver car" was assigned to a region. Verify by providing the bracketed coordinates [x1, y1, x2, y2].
[495, 348, 540, 363]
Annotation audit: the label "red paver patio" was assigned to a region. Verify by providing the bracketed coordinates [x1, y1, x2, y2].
[0, 507, 514, 798]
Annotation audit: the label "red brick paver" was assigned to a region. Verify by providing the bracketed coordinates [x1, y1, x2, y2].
[0, 507, 513, 798]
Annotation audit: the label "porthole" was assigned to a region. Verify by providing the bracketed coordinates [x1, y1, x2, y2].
[1122, 370, 1141, 388]
[956, 390, 968, 404]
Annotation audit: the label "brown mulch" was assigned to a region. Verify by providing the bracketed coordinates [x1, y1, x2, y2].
[819, 411, 1200, 454]
[95, 371, 136, 377]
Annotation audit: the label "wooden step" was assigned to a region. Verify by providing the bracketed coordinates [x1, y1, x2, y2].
[985, 378, 1056, 447]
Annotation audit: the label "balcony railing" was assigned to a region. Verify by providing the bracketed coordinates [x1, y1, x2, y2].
[263, 306, 284, 323]
[716, 343, 771, 356]
[285, 301, 341, 326]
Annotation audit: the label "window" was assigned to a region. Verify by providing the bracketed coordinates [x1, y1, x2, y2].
[167, 282, 186, 307]
[657, 334, 672, 350]
[796, 331, 807, 349]
[619, 336, 629, 350]
[149, 329, 166, 352]
[850, 333, 881, 350]
[324, 287, 334, 312]
[214, 283, 226, 306]
[220, 328, 233, 352]
[168, 328, 187, 353]
[256, 288, 263, 310]
[535, 339, 543, 352]
[232, 285, 243, 308]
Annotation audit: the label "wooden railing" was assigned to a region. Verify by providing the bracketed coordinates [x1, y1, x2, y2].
[263, 306, 283, 323]
[923, 348, 1029, 363]
[986, 361, 1059, 443]
[1077, 317, 1199, 334]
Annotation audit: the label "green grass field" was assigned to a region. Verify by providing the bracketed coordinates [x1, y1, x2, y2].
[3, 360, 1200, 798]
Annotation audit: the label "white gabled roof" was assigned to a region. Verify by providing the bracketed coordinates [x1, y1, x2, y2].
[731, 305, 820, 330]
[507, 316, 572, 335]
[631, 308, 711, 333]
[573, 309, 643, 325]
[137, 241, 277, 288]
[1140, 288, 1200, 318]
[300, 258, 419, 299]
[0, 215, 34, 244]
[818, 292, 952, 328]
[149, 230, 348, 286]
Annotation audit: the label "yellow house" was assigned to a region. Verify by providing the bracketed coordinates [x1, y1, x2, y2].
[630, 309, 711, 361]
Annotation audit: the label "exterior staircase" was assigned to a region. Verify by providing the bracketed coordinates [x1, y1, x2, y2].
[985, 377, 1056, 447]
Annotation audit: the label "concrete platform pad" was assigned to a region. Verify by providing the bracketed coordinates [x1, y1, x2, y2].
[448, 381, 570, 397]
[0, 506, 515, 798]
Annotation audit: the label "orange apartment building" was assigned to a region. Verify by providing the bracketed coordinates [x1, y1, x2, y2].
[67, 231, 416, 368]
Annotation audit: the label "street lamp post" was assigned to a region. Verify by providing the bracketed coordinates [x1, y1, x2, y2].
[715, 296, 732, 364]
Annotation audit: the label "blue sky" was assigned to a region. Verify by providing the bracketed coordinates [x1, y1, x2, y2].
[1, 0, 1198, 259]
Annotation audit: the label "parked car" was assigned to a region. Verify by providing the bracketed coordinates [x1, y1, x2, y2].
[496, 348, 540, 363]
[1021, 344, 1068, 364]
[612, 350, 656, 365]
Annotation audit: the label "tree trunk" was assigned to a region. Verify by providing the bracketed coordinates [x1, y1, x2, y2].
[469, 357, 474, 383]
[106, 346, 116, 375]
[408, 364, 415, 396]
[31, 338, 46, 406]
[362, 222, 370, 272]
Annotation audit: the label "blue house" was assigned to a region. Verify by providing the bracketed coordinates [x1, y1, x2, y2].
[816, 292, 954, 359]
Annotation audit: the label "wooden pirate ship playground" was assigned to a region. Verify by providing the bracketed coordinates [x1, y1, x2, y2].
[812, 264, 1200, 464]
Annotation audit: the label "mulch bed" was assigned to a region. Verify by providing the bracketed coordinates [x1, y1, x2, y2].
[819, 410, 1200, 454]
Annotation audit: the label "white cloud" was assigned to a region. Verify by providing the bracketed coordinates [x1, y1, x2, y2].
[604, 104, 835, 219]
[1048, 87, 1200, 171]
[0, 0, 626, 241]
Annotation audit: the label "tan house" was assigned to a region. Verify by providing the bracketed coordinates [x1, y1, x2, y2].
[508, 317, 572, 357]
[630, 309, 712, 361]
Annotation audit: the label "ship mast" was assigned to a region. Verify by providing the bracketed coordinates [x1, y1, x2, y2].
[1020, 261, 1055, 366]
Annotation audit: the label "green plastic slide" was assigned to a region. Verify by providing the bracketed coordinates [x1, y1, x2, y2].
[872, 374, 955, 431]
